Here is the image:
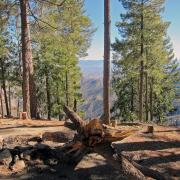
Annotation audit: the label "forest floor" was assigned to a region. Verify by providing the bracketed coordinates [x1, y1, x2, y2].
[0, 118, 179, 180]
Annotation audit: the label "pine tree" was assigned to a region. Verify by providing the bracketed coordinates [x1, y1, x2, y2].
[32, 0, 93, 119]
[112, 0, 179, 122]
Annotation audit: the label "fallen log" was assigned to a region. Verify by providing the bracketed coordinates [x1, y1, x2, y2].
[63, 106, 166, 180]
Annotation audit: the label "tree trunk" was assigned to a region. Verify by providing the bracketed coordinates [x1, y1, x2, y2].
[73, 98, 77, 112]
[150, 77, 153, 121]
[45, 68, 51, 120]
[29, 61, 37, 119]
[0, 88, 4, 118]
[139, 0, 144, 122]
[20, 0, 31, 118]
[103, 0, 111, 125]
[0, 59, 10, 117]
[131, 82, 134, 112]
[65, 70, 69, 107]
[17, 97, 20, 118]
[8, 81, 11, 116]
[145, 72, 148, 121]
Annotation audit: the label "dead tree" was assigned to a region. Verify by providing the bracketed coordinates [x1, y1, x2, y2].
[62, 106, 166, 180]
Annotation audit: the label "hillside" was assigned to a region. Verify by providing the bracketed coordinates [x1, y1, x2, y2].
[79, 60, 104, 119]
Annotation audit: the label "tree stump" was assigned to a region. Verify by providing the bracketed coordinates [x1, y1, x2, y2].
[111, 120, 117, 127]
[146, 125, 154, 133]
[20, 112, 28, 120]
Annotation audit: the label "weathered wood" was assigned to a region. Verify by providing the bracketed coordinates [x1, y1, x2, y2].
[94, 143, 146, 180]
[63, 106, 166, 180]
[20, 112, 28, 120]
[127, 156, 166, 180]
[63, 106, 86, 133]
[146, 125, 154, 133]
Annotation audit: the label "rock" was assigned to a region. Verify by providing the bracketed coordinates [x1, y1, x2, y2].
[49, 168, 56, 173]
[42, 131, 71, 143]
[0, 165, 12, 176]
[22, 149, 34, 161]
[0, 137, 3, 150]
[11, 160, 26, 173]
[0, 149, 12, 166]
[3, 135, 34, 149]
[35, 164, 50, 173]
[47, 158, 58, 166]
[34, 143, 50, 150]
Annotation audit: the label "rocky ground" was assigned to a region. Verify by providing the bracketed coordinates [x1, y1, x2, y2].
[0, 119, 179, 180]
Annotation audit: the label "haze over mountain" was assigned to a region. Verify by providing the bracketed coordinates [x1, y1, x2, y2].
[79, 60, 115, 119]
[79, 60, 104, 119]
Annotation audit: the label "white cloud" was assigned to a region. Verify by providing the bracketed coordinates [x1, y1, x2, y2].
[171, 37, 180, 60]
[82, 45, 103, 60]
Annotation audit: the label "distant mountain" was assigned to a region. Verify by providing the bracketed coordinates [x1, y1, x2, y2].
[79, 60, 103, 119]
[79, 60, 103, 77]
[79, 60, 116, 119]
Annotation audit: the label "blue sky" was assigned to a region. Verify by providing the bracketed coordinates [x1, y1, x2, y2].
[82, 0, 180, 60]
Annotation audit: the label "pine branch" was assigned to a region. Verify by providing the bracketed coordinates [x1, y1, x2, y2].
[36, 0, 66, 7]
[28, 2, 58, 30]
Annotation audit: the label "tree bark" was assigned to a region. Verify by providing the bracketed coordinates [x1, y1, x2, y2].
[0, 88, 4, 118]
[63, 105, 86, 133]
[103, 0, 111, 125]
[8, 81, 11, 116]
[145, 72, 148, 121]
[65, 70, 69, 107]
[45, 68, 51, 120]
[17, 97, 20, 118]
[20, 0, 31, 118]
[149, 77, 153, 121]
[139, 0, 144, 122]
[131, 81, 134, 112]
[73, 98, 77, 112]
[0, 59, 10, 117]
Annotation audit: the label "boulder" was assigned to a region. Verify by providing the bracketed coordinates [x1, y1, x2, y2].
[0, 165, 12, 176]
[11, 160, 26, 173]
[42, 131, 72, 142]
[3, 135, 33, 149]
[0, 137, 3, 150]
[0, 149, 12, 166]
[34, 143, 50, 150]
[22, 149, 34, 161]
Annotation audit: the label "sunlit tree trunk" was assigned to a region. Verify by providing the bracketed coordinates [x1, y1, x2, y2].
[20, 0, 36, 118]
[103, 0, 111, 125]
[0, 88, 4, 118]
[139, 0, 144, 122]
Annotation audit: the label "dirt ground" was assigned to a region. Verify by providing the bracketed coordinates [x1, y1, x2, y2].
[0, 118, 179, 180]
